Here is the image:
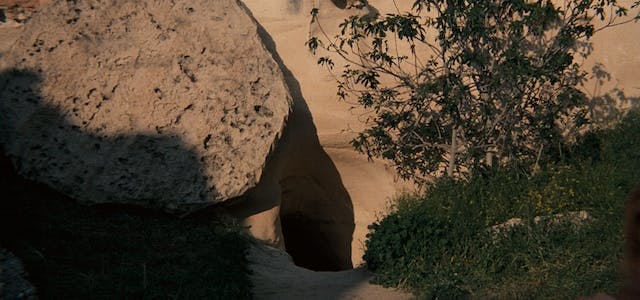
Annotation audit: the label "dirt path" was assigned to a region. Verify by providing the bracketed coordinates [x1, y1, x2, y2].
[248, 243, 414, 300]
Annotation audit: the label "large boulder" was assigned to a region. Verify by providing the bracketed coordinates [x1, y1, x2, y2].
[0, 0, 292, 212]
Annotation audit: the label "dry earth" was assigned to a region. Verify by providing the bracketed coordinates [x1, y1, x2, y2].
[248, 242, 413, 300]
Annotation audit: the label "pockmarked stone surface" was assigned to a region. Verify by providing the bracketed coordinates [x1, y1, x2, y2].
[0, 0, 49, 23]
[0, 0, 292, 211]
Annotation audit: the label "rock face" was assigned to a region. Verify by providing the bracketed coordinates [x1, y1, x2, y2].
[242, 0, 640, 268]
[0, 248, 37, 300]
[0, 0, 49, 23]
[242, 0, 412, 267]
[0, 0, 292, 212]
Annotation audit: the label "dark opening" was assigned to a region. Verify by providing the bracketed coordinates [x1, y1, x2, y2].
[279, 176, 354, 271]
[281, 214, 349, 271]
[243, 7, 355, 272]
[330, 0, 348, 9]
[330, 0, 368, 9]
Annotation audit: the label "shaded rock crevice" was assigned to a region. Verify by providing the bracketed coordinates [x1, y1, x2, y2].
[232, 2, 355, 270]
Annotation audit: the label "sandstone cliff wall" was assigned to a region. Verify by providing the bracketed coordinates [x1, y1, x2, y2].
[242, 0, 639, 266]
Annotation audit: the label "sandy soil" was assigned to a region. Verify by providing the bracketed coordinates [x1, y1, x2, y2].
[248, 242, 413, 300]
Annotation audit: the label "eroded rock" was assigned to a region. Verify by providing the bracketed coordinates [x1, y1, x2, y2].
[0, 248, 37, 300]
[489, 210, 592, 236]
[0, 0, 292, 212]
[0, 0, 49, 23]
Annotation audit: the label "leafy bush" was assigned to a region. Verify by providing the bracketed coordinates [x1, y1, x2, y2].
[363, 111, 640, 299]
[309, 0, 640, 182]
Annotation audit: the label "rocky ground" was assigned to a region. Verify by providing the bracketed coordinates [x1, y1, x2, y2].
[0, 248, 37, 300]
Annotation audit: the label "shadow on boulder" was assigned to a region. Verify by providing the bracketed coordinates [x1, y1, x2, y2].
[0, 68, 253, 298]
[0, 69, 214, 212]
[1, 64, 355, 272]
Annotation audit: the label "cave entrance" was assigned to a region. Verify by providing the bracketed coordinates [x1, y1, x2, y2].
[279, 176, 354, 271]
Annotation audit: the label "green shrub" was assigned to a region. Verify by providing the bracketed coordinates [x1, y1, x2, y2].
[0, 172, 252, 299]
[363, 111, 640, 299]
[309, 0, 639, 183]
